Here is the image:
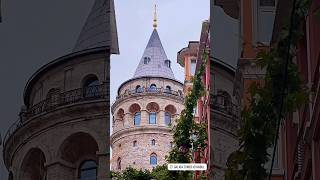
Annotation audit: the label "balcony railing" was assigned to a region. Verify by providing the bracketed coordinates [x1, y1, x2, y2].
[113, 87, 184, 104]
[211, 94, 240, 118]
[3, 83, 108, 149]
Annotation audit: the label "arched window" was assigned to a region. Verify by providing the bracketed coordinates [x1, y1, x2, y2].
[79, 160, 97, 180]
[116, 108, 125, 120]
[149, 112, 157, 124]
[134, 112, 141, 126]
[165, 112, 171, 125]
[135, 85, 143, 93]
[133, 140, 137, 147]
[83, 75, 99, 98]
[117, 158, 121, 170]
[165, 86, 171, 93]
[150, 154, 157, 165]
[190, 59, 197, 76]
[149, 84, 157, 92]
[151, 139, 156, 146]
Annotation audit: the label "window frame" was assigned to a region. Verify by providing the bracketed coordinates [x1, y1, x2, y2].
[190, 58, 197, 76]
[165, 86, 172, 93]
[83, 76, 99, 98]
[253, 0, 277, 45]
[149, 84, 157, 92]
[150, 154, 157, 165]
[79, 160, 98, 180]
[134, 112, 141, 126]
[135, 85, 143, 93]
[149, 112, 157, 124]
[117, 157, 121, 170]
[164, 112, 171, 125]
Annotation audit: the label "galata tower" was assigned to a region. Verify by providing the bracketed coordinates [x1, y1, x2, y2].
[111, 7, 184, 171]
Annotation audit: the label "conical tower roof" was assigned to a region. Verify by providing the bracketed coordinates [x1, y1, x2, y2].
[133, 29, 175, 79]
[73, 0, 119, 54]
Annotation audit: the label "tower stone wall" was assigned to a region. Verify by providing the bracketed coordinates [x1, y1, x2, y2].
[3, 50, 111, 180]
[111, 77, 184, 171]
[111, 28, 185, 171]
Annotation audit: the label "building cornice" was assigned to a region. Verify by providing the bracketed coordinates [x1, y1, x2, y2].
[117, 76, 183, 95]
[111, 126, 171, 146]
[23, 47, 110, 107]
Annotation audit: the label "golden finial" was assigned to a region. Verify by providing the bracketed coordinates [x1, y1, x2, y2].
[153, 3, 157, 29]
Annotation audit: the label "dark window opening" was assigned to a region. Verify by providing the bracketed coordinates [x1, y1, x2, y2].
[190, 59, 197, 76]
[165, 60, 171, 68]
[135, 85, 143, 93]
[83, 76, 99, 98]
[149, 84, 157, 92]
[144, 57, 151, 64]
[79, 160, 97, 180]
[117, 158, 121, 170]
[165, 86, 172, 93]
[260, 0, 275, 6]
[150, 154, 157, 165]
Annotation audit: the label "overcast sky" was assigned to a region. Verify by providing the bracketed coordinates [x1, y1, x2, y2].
[111, 0, 210, 105]
[0, 0, 210, 177]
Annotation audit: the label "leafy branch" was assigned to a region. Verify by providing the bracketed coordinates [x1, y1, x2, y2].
[165, 48, 209, 179]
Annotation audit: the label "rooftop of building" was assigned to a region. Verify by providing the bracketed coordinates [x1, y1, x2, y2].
[133, 28, 176, 80]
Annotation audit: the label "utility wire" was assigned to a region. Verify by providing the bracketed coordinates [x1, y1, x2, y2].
[268, 0, 298, 179]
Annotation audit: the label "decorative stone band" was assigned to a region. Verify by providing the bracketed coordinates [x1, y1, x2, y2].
[111, 126, 172, 146]
[111, 88, 184, 113]
[3, 83, 108, 152]
[26, 83, 108, 119]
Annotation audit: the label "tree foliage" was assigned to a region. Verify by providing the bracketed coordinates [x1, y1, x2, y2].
[111, 167, 153, 180]
[225, 0, 310, 179]
[165, 49, 209, 179]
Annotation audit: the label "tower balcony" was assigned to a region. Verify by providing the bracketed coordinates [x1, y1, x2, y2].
[2, 83, 108, 161]
[211, 93, 240, 119]
[111, 87, 184, 112]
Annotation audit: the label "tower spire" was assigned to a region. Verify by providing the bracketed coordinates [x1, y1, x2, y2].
[153, 3, 157, 29]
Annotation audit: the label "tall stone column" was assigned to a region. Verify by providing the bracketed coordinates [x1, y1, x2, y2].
[123, 113, 131, 128]
[97, 151, 110, 180]
[141, 110, 148, 125]
[159, 110, 165, 126]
